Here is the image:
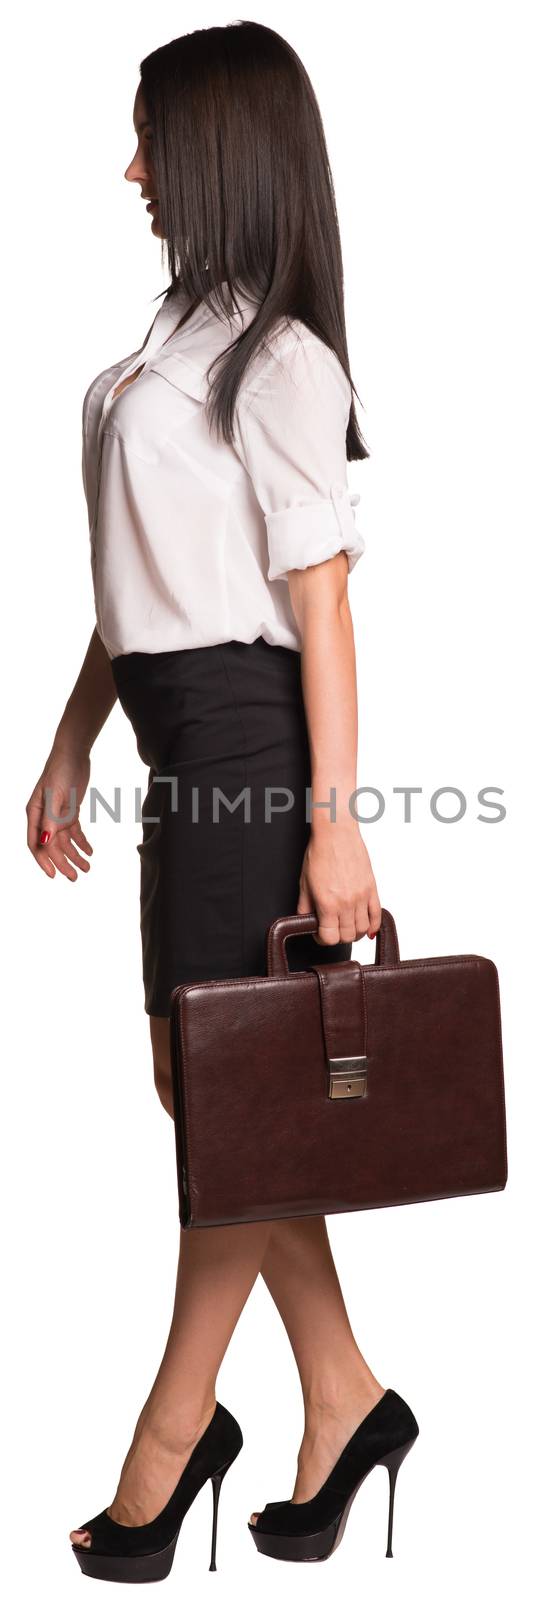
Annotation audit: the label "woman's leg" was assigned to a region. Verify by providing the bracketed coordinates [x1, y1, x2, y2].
[148, 1017, 386, 1526]
[70, 1017, 274, 1548]
[249, 1215, 385, 1520]
[70, 1216, 273, 1545]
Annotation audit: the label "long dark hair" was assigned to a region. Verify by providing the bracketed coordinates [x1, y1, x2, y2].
[140, 20, 369, 461]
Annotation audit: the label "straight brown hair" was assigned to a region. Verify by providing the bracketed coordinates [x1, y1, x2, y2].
[140, 20, 369, 461]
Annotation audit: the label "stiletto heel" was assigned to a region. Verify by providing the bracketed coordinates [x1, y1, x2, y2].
[379, 1437, 416, 1557]
[209, 1458, 234, 1572]
[71, 1400, 243, 1582]
[248, 1387, 419, 1564]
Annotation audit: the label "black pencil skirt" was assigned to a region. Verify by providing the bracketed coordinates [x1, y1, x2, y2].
[110, 636, 351, 1016]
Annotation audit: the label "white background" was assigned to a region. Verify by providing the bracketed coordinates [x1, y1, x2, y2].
[4, 2, 542, 1596]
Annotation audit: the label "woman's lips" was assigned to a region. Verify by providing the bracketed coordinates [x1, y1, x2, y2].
[146, 199, 158, 212]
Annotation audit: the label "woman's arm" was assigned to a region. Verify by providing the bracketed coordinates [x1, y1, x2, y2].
[287, 552, 381, 947]
[53, 626, 118, 756]
[26, 628, 118, 880]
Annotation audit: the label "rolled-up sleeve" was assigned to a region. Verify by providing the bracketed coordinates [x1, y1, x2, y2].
[232, 330, 366, 583]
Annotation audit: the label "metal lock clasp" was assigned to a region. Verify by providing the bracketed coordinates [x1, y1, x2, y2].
[328, 1056, 368, 1099]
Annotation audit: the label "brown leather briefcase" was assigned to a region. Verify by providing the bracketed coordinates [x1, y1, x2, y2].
[169, 909, 508, 1229]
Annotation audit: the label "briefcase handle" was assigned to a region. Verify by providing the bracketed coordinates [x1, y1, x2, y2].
[266, 908, 400, 977]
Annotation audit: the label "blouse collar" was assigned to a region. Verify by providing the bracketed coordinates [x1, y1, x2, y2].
[158, 280, 261, 343]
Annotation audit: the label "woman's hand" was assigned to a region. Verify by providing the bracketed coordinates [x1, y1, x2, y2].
[297, 816, 381, 947]
[26, 742, 94, 881]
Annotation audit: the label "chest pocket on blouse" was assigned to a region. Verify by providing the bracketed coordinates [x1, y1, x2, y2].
[147, 352, 245, 499]
[103, 355, 208, 464]
[147, 351, 210, 405]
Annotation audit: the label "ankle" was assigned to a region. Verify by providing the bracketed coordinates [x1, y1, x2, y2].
[302, 1364, 385, 1425]
[134, 1393, 217, 1455]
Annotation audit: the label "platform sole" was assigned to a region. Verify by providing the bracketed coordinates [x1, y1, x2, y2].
[72, 1531, 179, 1583]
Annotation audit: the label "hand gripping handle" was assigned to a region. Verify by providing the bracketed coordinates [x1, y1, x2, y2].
[266, 908, 400, 978]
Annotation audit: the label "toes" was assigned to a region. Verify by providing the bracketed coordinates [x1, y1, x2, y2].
[70, 1529, 92, 1547]
[249, 1512, 261, 1525]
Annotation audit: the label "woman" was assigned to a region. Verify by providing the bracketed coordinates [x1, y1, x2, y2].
[27, 20, 419, 1582]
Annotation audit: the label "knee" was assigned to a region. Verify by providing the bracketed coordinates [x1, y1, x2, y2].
[150, 1018, 174, 1118]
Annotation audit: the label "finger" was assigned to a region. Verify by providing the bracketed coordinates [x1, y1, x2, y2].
[353, 903, 370, 940]
[26, 799, 53, 854]
[367, 891, 382, 938]
[57, 832, 92, 874]
[71, 820, 93, 856]
[26, 809, 59, 876]
[29, 839, 57, 879]
[338, 910, 357, 943]
[314, 910, 341, 946]
[40, 835, 79, 883]
[297, 882, 314, 915]
[27, 792, 69, 854]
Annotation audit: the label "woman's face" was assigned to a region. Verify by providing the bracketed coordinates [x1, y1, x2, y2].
[124, 83, 163, 236]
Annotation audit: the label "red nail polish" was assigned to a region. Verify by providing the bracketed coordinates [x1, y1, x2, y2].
[40, 830, 51, 845]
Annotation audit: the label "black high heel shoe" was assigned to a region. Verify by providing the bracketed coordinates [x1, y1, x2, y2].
[248, 1388, 419, 1563]
[71, 1400, 243, 1582]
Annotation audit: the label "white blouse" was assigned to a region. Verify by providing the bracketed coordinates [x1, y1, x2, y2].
[81, 283, 366, 658]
